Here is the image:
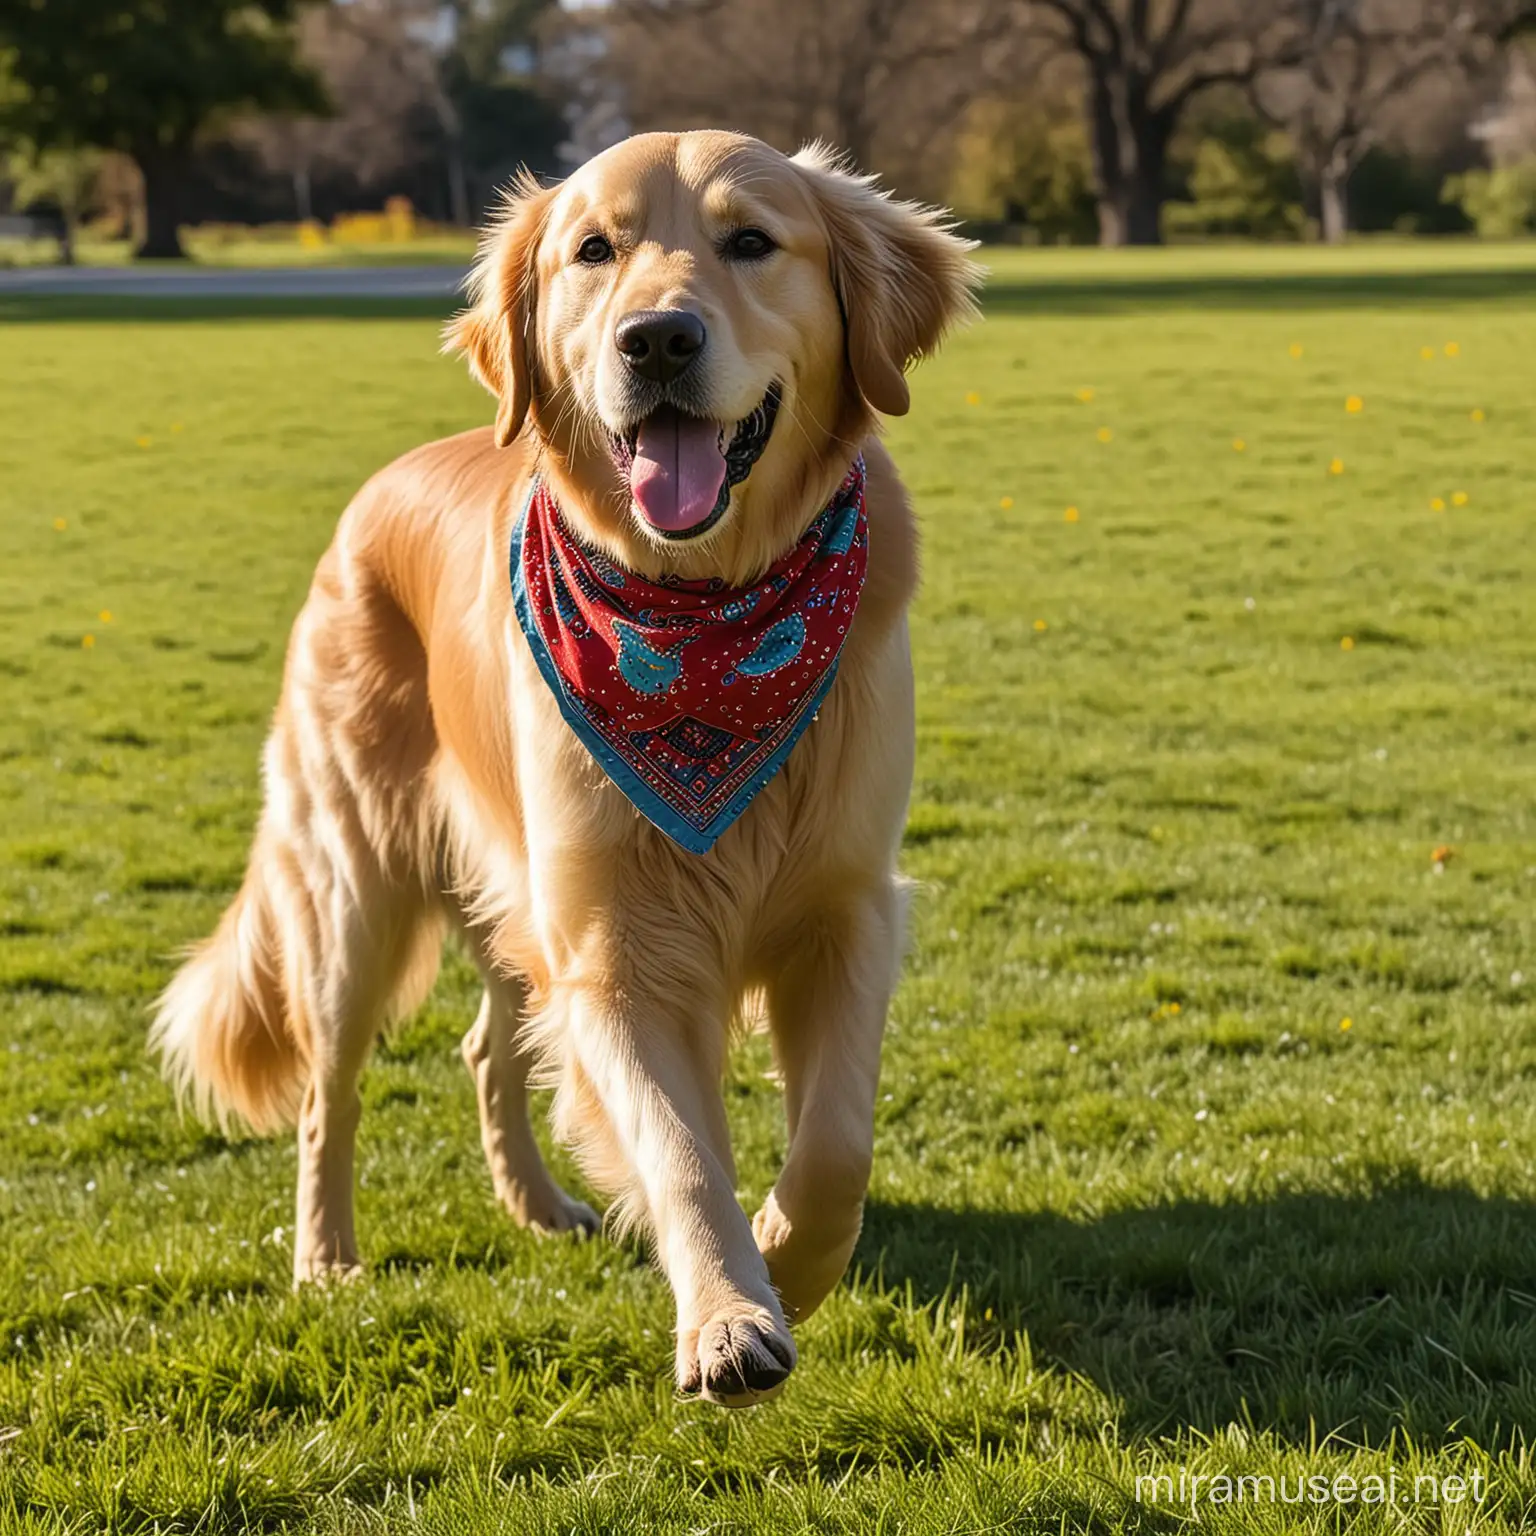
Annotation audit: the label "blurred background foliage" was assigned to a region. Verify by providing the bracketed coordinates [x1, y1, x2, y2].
[2, 0, 1536, 260]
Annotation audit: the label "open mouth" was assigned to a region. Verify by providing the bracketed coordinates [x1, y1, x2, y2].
[609, 385, 780, 541]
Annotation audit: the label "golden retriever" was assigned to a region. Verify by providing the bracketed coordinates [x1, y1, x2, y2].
[152, 130, 979, 1405]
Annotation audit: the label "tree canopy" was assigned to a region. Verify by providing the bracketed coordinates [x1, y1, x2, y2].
[0, 0, 324, 254]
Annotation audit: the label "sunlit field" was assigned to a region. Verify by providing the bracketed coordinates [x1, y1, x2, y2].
[0, 229, 478, 270]
[2, 244, 1535, 1533]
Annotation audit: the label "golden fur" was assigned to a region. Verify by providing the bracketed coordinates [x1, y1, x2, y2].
[152, 131, 979, 1405]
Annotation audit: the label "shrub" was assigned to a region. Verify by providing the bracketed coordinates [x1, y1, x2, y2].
[1442, 162, 1536, 238]
[1164, 121, 1305, 240]
[950, 97, 1099, 245]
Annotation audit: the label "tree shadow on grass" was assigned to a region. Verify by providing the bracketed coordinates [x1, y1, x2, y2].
[982, 264, 1536, 316]
[5, 264, 1536, 328]
[858, 1179, 1536, 1446]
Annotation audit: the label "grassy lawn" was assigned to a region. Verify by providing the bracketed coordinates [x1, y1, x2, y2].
[0, 231, 477, 270]
[2, 244, 1535, 1533]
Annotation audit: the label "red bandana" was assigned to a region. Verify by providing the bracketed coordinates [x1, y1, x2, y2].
[511, 458, 868, 853]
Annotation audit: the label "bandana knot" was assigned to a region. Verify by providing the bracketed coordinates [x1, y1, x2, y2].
[511, 458, 868, 853]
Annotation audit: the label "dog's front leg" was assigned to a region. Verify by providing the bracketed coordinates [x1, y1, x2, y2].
[754, 887, 904, 1321]
[562, 976, 796, 1406]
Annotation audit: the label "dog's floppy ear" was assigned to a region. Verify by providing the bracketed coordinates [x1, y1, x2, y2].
[791, 145, 983, 418]
[443, 169, 558, 447]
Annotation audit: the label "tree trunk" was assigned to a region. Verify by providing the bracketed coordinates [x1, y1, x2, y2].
[1319, 158, 1349, 245]
[134, 147, 188, 260]
[293, 166, 312, 224]
[1096, 192, 1128, 247]
[1096, 170, 1164, 246]
[1086, 73, 1168, 247]
[58, 211, 76, 267]
[1087, 74, 1125, 246]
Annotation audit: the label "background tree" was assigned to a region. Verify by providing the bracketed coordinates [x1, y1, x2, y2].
[3, 145, 102, 263]
[1251, 0, 1492, 243]
[589, 0, 1001, 198]
[369, 0, 562, 223]
[439, 0, 564, 219]
[237, 3, 440, 222]
[1004, 0, 1306, 245]
[1443, 38, 1536, 233]
[0, 0, 325, 258]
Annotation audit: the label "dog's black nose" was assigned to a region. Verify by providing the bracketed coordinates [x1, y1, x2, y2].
[615, 309, 706, 384]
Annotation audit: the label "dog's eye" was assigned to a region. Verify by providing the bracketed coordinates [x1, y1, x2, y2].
[576, 234, 614, 266]
[724, 228, 775, 261]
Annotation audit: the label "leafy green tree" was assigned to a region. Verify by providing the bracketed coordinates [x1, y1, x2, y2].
[1010, 0, 1302, 247]
[5, 145, 104, 263]
[1164, 120, 1305, 240]
[0, 0, 325, 258]
[434, 0, 563, 220]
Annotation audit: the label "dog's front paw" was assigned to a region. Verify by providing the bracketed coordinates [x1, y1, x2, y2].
[676, 1302, 796, 1407]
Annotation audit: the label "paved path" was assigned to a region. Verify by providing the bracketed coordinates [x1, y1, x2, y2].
[0, 264, 470, 298]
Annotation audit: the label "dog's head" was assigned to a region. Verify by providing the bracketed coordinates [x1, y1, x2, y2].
[447, 131, 981, 579]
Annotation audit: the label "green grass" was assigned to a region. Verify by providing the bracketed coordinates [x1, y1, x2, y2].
[0, 231, 478, 270]
[2, 244, 1535, 1533]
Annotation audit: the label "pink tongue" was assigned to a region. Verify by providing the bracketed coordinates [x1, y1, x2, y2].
[629, 407, 727, 533]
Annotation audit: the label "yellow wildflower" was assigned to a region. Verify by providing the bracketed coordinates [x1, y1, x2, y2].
[1444, 342, 1460, 357]
[1430, 497, 1445, 513]
[1064, 505, 1079, 523]
[1451, 491, 1468, 507]
[1096, 426, 1113, 444]
[1345, 395, 1363, 413]
[1233, 437, 1246, 452]
[1329, 457, 1345, 475]
[999, 495, 1014, 510]
[1340, 636, 1355, 651]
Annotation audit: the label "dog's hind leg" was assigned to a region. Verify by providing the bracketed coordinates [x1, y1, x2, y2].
[154, 525, 449, 1285]
[461, 962, 600, 1237]
[294, 1015, 372, 1284]
[290, 874, 442, 1285]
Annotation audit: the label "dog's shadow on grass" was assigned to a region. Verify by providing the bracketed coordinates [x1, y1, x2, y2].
[858, 1180, 1536, 1446]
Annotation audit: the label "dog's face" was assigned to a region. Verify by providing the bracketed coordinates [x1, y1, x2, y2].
[450, 131, 979, 579]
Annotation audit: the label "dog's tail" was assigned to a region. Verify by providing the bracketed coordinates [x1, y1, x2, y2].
[150, 840, 307, 1135]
